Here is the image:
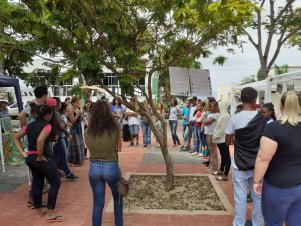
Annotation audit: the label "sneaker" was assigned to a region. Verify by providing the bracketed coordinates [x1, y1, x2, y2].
[143, 144, 147, 148]
[198, 153, 203, 157]
[216, 175, 229, 181]
[66, 173, 79, 181]
[212, 170, 223, 176]
[191, 152, 198, 156]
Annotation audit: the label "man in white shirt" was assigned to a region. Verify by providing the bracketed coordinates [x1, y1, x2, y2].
[225, 87, 265, 226]
[18, 85, 48, 126]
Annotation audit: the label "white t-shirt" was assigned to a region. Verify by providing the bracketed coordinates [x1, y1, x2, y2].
[126, 109, 140, 126]
[204, 113, 219, 135]
[189, 105, 197, 122]
[225, 111, 258, 134]
[225, 110, 258, 169]
[169, 106, 180, 121]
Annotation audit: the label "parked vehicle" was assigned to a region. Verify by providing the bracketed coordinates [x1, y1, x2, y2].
[8, 102, 28, 119]
[8, 103, 20, 118]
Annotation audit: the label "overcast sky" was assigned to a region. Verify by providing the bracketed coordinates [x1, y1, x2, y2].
[202, 43, 301, 93]
[202, 0, 301, 94]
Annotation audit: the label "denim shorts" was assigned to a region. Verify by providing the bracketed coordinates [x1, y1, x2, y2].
[129, 124, 139, 135]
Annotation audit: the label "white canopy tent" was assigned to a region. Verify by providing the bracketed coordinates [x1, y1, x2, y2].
[233, 70, 301, 117]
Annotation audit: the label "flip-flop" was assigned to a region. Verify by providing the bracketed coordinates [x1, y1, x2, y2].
[46, 215, 65, 223]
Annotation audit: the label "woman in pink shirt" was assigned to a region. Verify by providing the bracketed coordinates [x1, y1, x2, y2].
[14, 104, 63, 223]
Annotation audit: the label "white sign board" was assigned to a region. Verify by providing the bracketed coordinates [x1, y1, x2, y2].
[169, 67, 212, 97]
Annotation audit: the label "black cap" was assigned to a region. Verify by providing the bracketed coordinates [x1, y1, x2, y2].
[191, 96, 197, 101]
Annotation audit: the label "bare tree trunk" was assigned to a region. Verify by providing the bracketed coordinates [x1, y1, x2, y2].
[142, 110, 175, 191]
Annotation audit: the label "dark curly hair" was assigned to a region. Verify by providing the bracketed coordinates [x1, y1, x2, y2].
[262, 102, 276, 121]
[87, 100, 119, 137]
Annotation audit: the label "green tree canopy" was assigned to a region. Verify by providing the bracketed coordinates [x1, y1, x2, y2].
[0, 0, 255, 190]
[241, 0, 301, 80]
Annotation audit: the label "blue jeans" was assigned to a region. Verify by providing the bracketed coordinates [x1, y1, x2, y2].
[262, 180, 301, 226]
[183, 124, 194, 148]
[89, 161, 123, 226]
[53, 137, 71, 175]
[141, 121, 151, 145]
[169, 120, 180, 145]
[200, 132, 208, 156]
[232, 168, 264, 226]
[193, 126, 201, 153]
[182, 124, 187, 138]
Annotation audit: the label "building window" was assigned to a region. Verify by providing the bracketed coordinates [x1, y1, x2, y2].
[138, 77, 145, 86]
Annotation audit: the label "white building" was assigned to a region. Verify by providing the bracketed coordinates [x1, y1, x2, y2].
[216, 83, 239, 103]
[23, 58, 147, 102]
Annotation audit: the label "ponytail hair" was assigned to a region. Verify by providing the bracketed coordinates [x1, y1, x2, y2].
[262, 102, 276, 121]
[37, 104, 53, 119]
[280, 91, 301, 126]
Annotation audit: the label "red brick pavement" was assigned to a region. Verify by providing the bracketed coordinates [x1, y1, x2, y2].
[0, 134, 254, 226]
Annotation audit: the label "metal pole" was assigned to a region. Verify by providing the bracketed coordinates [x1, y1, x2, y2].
[187, 68, 192, 97]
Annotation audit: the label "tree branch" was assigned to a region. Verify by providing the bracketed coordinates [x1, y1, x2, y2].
[0, 44, 68, 64]
[275, 0, 294, 21]
[267, 26, 301, 69]
[263, 0, 275, 61]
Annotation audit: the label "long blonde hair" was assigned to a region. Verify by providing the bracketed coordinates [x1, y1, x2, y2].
[280, 91, 301, 125]
[157, 102, 164, 115]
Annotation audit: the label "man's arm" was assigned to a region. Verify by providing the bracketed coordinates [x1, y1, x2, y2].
[202, 118, 215, 126]
[225, 134, 233, 145]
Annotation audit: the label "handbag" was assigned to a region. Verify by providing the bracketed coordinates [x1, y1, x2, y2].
[116, 177, 129, 197]
[115, 128, 129, 197]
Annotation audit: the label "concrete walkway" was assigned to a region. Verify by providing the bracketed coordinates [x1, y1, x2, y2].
[0, 130, 254, 226]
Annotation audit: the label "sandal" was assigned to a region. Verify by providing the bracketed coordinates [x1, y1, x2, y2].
[46, 215, 65, 223]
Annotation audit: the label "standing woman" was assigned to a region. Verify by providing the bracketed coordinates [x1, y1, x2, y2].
[0, 101, 9, 118]
[203, 102, 219, 172]
[13, 105, 63, 222]
[68, 96, 85, 166]
[82, 100, 92, 158]
[82, 100, 92, 128]
[254, 91, 301, 226]
[111, 97, 124, 125]
[85, 100, 123, 226]
[212, 102, 231, 180]
[155, 103, 165, 148]
[260, 102, 276, 124]
[168, 98, 181, 147]
[111, 97, 124, 150]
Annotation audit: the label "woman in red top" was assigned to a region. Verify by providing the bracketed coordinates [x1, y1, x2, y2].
[192, 102, 206, 156]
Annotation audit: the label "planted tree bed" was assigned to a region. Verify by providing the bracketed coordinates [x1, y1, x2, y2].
[123, 175, 226, 212]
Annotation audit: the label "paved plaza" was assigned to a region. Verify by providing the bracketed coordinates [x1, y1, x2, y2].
[0, 131, 254, 226]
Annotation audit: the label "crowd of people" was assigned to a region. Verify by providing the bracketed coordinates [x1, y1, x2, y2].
[163, 88, 301, 226]
[10, 84, 301, 226]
